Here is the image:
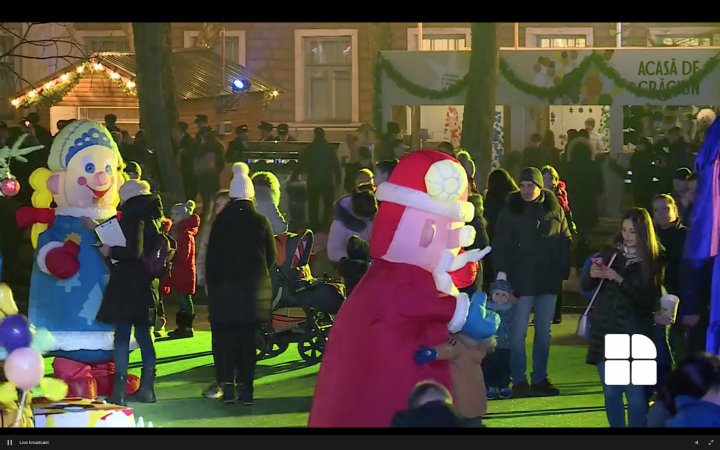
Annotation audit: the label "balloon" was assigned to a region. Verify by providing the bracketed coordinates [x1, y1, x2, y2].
[4, 347, 43, 391]
[0, 382, 17, 405]
[0, 314, 31, 352]
[40, 378, 68, 402]
[31, 328, 55, 354]
[0, 283, 19, 316]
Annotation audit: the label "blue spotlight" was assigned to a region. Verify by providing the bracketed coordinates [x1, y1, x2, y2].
[231, 79, 250, 92]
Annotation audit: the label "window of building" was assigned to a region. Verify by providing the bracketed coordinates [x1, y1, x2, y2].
[407, 28, 471, 51]
[183, 30, 246, 66]
[525, 27, 594, 48]
[537, 36, 587, 48]
[649, 26, 719, 47]
[295, 29, 358, 124]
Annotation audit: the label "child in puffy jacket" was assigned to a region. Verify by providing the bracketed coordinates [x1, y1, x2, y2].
[159, 200, 200, 339]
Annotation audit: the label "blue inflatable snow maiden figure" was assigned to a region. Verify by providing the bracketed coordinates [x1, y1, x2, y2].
[16, 120, 138, 399]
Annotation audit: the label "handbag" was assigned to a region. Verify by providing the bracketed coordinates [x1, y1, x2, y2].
[577, 252, 617, 339]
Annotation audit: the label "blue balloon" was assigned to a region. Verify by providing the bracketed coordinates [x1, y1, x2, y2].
[0, 314, 32, 353]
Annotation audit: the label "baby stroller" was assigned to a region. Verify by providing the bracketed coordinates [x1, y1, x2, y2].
[255, 229, 346, 363]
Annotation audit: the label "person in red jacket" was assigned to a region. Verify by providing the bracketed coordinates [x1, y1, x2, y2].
[160, 200, 201, 339]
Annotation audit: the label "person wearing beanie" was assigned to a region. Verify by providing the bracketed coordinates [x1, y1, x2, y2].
[482, 272, 516, 400]
[124, 161, 142, 180]
[229, 162, 254, 200]
[96, 177, 164, 406]
[206, 161, 276, 405]
[455, 151, 488, 297]
[158, 200, 201, 339]
[542, 164, 577, 325]
[491, 166, 572, 398]
[251, 171, 288, 235]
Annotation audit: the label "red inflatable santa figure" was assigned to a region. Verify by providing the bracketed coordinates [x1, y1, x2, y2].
[309, 149, 490, 427]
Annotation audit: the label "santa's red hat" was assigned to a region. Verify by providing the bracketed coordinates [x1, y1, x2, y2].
[370, 150, 474, 259]
[375, 150, 473, 222]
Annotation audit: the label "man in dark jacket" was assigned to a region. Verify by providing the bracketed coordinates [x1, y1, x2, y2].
[206, 162, 276, 405]
[492, 167, 571, 398]
[174, 121, 197, 201]
[96, 179, 163, 406]
[225, 124, 250, 163]
[297, 127, 341, 232]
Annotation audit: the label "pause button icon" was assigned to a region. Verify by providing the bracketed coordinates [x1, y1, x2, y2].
[6, 440, 11, 446]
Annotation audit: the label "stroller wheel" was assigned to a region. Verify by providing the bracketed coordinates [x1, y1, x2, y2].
[266, 341, 289, 359]
[298, 328, 327, 364]
[255, 330, 269, 361]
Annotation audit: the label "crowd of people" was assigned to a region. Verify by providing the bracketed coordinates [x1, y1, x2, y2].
[2, 109, 718, 428]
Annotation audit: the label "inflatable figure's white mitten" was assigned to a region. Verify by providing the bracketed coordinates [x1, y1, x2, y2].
[448, 292, 471, 333]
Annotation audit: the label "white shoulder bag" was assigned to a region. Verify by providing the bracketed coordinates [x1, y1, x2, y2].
[577, 253, 618, 339]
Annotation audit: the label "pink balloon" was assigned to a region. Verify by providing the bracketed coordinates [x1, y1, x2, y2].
[5, 347, 43, 391]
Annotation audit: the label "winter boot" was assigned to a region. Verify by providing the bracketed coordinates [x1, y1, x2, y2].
[221, 383, 236, 404]
[128, 368, 156, 403]
[106, 373, 127, 406]
[167, 312, 195, 339]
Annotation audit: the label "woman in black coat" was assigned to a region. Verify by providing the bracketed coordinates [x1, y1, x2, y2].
[96, 179, 163, 406]
[205, 162, 276, 405]
[581, 207, 665, 428]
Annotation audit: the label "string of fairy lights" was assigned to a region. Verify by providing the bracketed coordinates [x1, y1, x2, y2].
[10, 57, 281, 110]
[10, 59, 138, 109]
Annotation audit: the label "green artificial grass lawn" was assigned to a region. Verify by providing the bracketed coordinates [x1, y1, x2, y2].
[41, 315, 611, 428]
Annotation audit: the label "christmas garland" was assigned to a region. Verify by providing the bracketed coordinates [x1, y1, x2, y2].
[373, 51, 720, 128]
[378, 56, 470, 100]
[13, 61, 139, 109]
[13, 64, 89, 109]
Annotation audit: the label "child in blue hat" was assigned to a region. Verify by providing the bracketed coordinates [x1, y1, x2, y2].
[481, 272, 516, 400]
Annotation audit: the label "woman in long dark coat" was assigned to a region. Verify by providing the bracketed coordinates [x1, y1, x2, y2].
[96, 179, 163, 406]
[205, 162, 276, 405]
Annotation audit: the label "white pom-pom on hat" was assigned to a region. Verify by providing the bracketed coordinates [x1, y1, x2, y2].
[233, 162, 250, 175]
[230, 162, 254, 200]
[119, 179, 151, 203]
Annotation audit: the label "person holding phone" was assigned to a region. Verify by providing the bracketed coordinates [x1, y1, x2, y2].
[580, 207, 666, 428]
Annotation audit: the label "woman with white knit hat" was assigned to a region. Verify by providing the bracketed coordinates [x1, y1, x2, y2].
[205, 162, 277, 405]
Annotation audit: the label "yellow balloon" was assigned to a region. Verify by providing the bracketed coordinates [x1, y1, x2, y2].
[0, 283, 18, 316]
[40, 378, 68, 402]
[0, 382, 18, 405]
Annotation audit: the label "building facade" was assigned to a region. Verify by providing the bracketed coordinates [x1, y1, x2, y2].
[3, 22, 720, 140]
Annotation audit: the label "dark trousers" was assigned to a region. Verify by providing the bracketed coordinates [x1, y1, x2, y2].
[670, 312, 709, 363]
[211, 322, 257, 391]
[307, 184, 334, 232]
[159, 292, 194, 317]
[647, 325, 673, 399]
[554, 291, 563, 322]
[482, 347, 511, 388]
[114, 322, 156, 377]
